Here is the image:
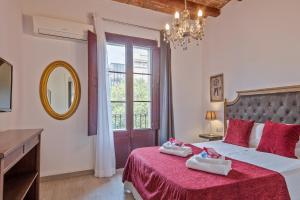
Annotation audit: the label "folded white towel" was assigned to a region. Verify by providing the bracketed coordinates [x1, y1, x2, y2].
[159, 146, 192, 157]
[194, 155, 228, 165]
[162, 141, 183, 150]
[186, 156, 232, 176]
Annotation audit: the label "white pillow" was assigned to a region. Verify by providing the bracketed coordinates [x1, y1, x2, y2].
[249, 123, 264, 148]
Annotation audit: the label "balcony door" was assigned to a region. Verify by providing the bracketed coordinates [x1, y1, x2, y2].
[106, 33, 160, 168]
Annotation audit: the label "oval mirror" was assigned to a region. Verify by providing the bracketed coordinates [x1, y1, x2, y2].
[40, 61, 81, 120]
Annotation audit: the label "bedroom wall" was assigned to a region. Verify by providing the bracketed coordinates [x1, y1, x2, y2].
[20, 36, 93, 176]
[20, 0, 204, 175]
[0, 0, 22, 131]
[201, 0, 300, 131]
[172, 45, 204, 142]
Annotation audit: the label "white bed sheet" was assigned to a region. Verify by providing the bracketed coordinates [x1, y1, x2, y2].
[195, 141, 300, 200]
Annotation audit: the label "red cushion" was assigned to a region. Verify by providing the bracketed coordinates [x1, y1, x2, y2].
[224, 119, 255, 147]
[257, 121, 300, 158]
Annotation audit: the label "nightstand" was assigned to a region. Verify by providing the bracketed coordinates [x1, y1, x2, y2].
[198, 134, 223, 141]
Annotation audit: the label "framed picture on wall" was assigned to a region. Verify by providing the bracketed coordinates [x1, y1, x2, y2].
[210, 74, 224, 102]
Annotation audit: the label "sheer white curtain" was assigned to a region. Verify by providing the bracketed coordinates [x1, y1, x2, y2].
[94, 14, 116, 178]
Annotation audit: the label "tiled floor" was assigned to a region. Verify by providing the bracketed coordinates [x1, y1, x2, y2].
[40, 170, 134, 200]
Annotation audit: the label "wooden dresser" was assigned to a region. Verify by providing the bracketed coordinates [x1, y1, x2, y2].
[0, 129, 42, 200]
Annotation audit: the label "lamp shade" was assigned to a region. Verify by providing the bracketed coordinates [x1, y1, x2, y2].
[205, 111, 216, 121]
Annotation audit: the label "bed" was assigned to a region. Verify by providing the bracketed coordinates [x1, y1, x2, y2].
[123, 85, 300, 200]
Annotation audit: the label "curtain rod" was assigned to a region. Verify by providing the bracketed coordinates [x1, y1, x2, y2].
[102, 17, 162, 32]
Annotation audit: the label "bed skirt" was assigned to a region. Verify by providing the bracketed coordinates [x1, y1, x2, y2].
[123, 145, 290, 200]
[124, 181, 143, 200]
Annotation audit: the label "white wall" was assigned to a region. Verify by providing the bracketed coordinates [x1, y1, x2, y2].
[201, 0, 300, 131]
[172, 44, 204, 142]
[20, 35, 93, 176]
[0, 0, 22, 131]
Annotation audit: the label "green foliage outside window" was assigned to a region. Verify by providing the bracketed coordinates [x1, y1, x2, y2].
[110, 75, 151, 130]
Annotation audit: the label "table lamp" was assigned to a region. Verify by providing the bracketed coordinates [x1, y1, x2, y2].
[205, 111, 216, 136]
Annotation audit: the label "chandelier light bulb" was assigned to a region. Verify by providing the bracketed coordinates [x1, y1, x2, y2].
[163, 0, 205, 50]
[198, 9, 203, 17]
[165, 23, 170, 31]
[175, 11, 180, 19]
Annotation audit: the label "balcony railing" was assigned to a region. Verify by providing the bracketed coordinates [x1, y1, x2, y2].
[112, 114, 150, 130]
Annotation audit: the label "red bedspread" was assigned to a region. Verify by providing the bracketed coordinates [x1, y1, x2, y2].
[122, 145, 290, 200]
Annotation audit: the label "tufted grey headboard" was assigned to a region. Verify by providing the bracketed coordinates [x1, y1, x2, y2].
[224, 85, 300, 131]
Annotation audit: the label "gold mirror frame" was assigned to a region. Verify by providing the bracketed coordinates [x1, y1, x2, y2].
[40, 61, 81, 120]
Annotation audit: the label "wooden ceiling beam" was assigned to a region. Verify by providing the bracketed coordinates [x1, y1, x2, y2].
[112, 0, 221, 17]
[187, 0, 231, 9]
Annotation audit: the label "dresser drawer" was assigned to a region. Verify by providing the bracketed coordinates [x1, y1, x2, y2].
[24, 136, 39, 153]
[3, 146, 24, 171]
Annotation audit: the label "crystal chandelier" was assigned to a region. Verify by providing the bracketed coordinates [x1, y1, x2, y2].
[163, 0, 205, 50]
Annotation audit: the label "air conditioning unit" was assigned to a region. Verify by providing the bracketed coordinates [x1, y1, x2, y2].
[32, 16, 94, 41]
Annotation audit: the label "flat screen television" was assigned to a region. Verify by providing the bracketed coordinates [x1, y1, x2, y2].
[0, 58, 12, 112]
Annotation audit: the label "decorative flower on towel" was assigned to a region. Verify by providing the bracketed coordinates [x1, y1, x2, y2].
[203, 147, 222, 159]
[169, 138, 184, 146]
[169, 138, 176, 143]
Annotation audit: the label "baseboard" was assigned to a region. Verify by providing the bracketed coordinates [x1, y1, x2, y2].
[40, 169, 94, 182]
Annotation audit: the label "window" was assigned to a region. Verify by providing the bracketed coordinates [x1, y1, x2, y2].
[133, 46, 152, 129]
[106, 32, 160, 168]
[107, 44, 127, 130]
[106, 33, 159, 132]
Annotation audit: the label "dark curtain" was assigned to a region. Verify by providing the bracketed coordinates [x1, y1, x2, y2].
[88, 31, 98, 136]
[159, 31, 175, 145]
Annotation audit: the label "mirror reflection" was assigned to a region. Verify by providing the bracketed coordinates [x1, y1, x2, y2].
[0, 58, 13, 112]
[47, 67, 75, 114]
